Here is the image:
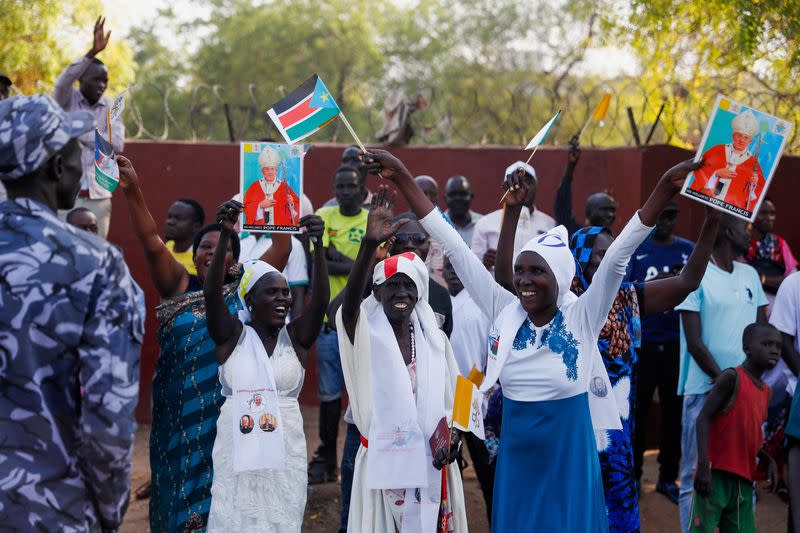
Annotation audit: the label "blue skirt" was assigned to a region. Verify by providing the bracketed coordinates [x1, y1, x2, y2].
[492, 392, 609, 532]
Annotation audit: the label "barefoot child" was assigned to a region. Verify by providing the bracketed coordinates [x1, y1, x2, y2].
[691, 323, 781, 532]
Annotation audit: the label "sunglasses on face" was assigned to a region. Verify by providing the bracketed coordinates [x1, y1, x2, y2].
[394, 232, 428, 245]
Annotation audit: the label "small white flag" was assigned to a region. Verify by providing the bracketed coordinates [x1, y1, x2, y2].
[525, 110, 561, 150]
[109, 89, 127, 123]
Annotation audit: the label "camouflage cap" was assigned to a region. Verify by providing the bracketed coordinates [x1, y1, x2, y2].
[0, 94, 94, 180]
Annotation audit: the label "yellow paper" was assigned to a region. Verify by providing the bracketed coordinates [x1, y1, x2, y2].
[467, 365, 484, 387]
[592, 93, 612, 121]
[452, 375, 474, 428]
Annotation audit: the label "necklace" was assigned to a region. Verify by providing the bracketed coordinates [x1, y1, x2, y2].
[409, 322, 416, 364]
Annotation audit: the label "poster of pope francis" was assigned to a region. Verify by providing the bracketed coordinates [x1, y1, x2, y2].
[683, 95, 792, 221]
[240, 142, 307, 233]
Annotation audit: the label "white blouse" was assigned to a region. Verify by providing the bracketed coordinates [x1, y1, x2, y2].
[421, 208, 652, 403]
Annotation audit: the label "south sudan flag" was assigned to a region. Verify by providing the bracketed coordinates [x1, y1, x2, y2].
[94, 129, 119, 192]
[267, 74, 340, 144]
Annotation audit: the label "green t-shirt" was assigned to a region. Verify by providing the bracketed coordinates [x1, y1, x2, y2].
[315, 205, 368, 300]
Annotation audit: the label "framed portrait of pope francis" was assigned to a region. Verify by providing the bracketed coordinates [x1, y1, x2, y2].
[240, 142, 307, 233]
[682, 95, 792, 221]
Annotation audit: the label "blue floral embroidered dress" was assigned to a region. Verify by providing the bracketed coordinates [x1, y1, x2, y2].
[420, 208, 654, 531]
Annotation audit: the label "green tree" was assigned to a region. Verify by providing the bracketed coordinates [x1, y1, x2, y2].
[185, 0, 388, 142]
[610, 0, 800, 150]
[0, 0, 136, 96]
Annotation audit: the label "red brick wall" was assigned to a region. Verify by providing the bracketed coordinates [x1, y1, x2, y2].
[112, 141, 799, 423]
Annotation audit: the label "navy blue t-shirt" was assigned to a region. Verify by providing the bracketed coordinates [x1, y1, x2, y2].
[628, 235, 695, 343]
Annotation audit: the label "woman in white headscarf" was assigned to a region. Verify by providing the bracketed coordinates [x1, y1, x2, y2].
[203, 202, 329, 532]
[366, 149, 699, 532]
[338, 185, 467, 533]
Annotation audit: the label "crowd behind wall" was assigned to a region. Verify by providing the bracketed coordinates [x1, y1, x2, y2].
[113, 141, 800, 423]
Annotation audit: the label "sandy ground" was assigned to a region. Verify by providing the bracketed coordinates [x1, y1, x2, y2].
[122, 405, 787, 532]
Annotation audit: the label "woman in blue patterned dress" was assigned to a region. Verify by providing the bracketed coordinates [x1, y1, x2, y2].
[568, 205, 721, 533]
[117, 158, 300, 532]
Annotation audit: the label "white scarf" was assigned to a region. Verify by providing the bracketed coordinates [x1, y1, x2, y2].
[365, 252, 448, 533]
[482, 226, 621, 431]
[228, 260, 287, 472]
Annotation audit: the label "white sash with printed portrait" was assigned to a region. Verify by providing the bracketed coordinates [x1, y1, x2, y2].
[230, 325, 286, 473]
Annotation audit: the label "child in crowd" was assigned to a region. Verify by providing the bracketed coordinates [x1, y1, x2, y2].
[691, 323, 780, 532]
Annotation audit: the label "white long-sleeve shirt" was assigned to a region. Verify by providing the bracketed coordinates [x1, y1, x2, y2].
[422, 208, 652, 407]
[470, 206, 555, 270]
[53, 56, 124, 199]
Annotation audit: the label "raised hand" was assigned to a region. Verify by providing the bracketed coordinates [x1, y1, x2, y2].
[568, 134, 581, 164]
[115, 155, 139, 190]
[375, 235, 396, 262]
[216, 200, 243, 233]
[662, 158, 704, 190]
[501, 166, 529, 207]
[363, 149, 413, 182]
[299, 214, 325, 244]
[88, 16, 111, 58]
[365, 185, 408, 243]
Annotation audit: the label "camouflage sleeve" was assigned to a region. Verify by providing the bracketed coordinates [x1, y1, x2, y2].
[77, 247, 144, 530]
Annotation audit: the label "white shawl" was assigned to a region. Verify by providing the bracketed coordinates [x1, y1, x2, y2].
[336, 297, 467, 533]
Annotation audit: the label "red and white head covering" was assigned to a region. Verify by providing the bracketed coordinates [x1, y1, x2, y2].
[372, 251, 429, 301]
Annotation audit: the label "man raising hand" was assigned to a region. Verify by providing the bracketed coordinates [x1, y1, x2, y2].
[53, 16, 122, 239]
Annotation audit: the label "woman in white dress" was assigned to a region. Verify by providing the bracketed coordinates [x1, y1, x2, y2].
[338, 186, 467, 533]
[203, 201, 329, 532]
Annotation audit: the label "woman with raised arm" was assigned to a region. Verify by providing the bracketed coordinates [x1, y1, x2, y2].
[203, 202, 328, 532]
[365, 149, 699, 531]
[555, 206, 720, 532]
[115, 156, 316, 532]
[337, 185, 466, 533]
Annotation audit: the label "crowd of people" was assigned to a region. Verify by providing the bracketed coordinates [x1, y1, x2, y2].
[3, 17, 800, 533]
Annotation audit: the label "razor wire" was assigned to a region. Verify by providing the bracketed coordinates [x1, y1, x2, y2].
[124, 77, 800, 153]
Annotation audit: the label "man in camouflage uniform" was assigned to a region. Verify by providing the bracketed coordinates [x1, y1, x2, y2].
[0, 94, 144, 532]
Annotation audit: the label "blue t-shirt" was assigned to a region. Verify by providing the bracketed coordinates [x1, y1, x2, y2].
[628, 236, 695, 343]
[676, 261, 768, 396]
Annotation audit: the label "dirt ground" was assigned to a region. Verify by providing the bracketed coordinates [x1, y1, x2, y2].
[122, 405, 787, 532]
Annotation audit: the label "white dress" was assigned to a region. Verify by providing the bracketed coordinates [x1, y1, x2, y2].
[208, 327, 307, 533]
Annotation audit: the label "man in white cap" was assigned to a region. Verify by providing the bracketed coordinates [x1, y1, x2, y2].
[470, 161, 556, 271]
[690, 108, 765, 211]
[242, 145, 300, 228]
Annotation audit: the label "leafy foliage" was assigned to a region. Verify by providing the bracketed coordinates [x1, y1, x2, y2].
[4, 0, 798, 151]
[0, 0, 135, 96]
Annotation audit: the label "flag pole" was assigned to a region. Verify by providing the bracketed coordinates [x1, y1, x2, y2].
[339, 112, 366, 153]
[339, 111, 385, 179]
[577, 115, 592, 140]
[107, 109, 112, 145]
[524, 144, 539, 165]
[500, 138, 540, 204]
